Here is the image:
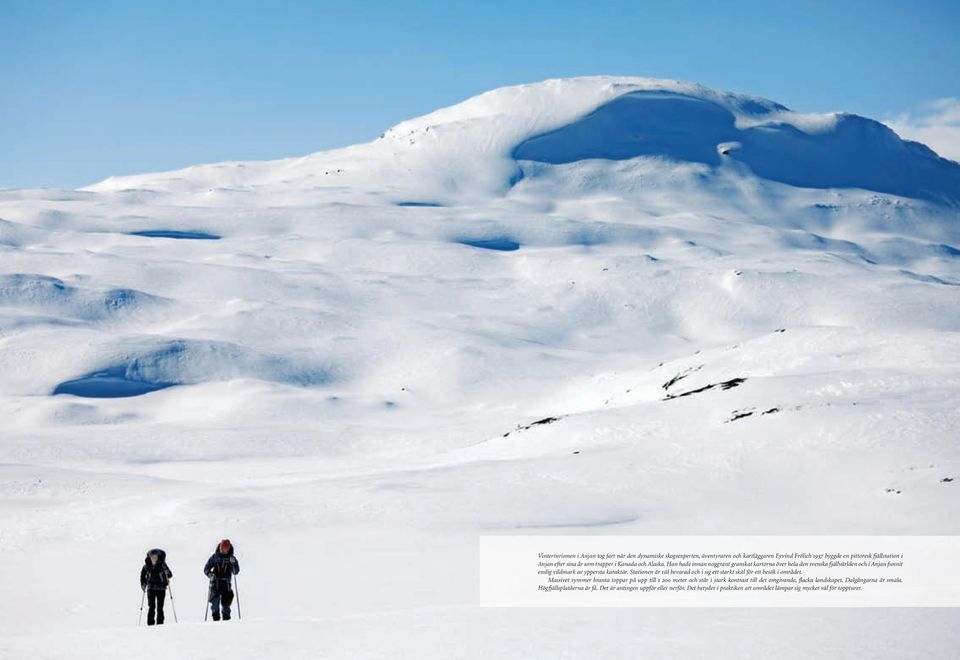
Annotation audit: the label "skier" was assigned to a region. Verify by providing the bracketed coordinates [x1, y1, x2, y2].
[140, 548, 173, 625]
[204, 538, 240, 621]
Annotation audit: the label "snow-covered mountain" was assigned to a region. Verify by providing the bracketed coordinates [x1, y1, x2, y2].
[2, 76, 959, 659]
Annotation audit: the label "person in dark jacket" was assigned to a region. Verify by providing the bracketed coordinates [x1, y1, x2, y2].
[204, 539, 240, 621]
[140, 548, 173, 625]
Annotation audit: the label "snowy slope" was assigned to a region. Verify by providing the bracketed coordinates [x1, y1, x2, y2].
[1, 76, 959, 658]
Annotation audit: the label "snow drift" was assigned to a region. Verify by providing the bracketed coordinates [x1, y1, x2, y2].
[513, 90, 960, 205]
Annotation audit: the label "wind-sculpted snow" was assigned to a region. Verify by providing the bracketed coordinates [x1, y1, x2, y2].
[0, 217, 44, 247]
[513, 91, 960, 205]
[2, 77, 960, 657]
[128, 229, 221, 240]
[0, 273, 165, 322]
[455, 237, 521, 251]
[52, 339, 335, 397]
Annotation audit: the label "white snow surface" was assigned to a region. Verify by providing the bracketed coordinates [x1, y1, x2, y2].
[2, 76, 960, 658]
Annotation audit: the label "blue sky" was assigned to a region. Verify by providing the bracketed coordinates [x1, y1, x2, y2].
[2, 0, 958, 189]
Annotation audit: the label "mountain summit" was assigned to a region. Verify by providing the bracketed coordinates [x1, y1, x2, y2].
[87, 76, 960, 206]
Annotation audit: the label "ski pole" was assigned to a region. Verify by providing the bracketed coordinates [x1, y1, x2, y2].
[138, 587, 146, 626]
[234, 575, 241, 620]
[205, 577, 214, 621]
[167, 582, 178, 623]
